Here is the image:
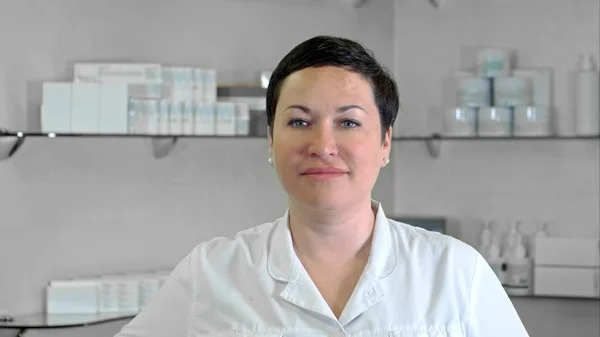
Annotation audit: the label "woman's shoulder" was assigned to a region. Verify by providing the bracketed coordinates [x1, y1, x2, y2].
[387, 217, 480, 268]
[187, 217, 282, 264]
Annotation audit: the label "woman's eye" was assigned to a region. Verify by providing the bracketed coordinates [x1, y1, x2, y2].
[288, 119, 308, 128]
[341, 120, 360, 128]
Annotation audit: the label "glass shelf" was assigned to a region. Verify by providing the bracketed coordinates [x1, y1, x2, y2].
[0, 129, 598, 161]
[1, 129, 598, 140]
[0, 312, 134, 336]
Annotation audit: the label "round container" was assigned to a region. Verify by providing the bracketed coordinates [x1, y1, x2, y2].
[476, 48, 511, 77]
[513, 106, 551, 136]
[457, 77, 492, 107]
[478, 107, 511, 136]
[443, 107, 477, 136]
[494, 76, 533, 107]
[504, 258, 533, 296]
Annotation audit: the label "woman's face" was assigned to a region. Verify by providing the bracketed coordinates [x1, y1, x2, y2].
[268, 66, 392, 210]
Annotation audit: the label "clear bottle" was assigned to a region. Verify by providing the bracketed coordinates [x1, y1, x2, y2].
[486, 236, 507, 285]
[574, 53, 600, 136]
[503, 221, 520, 260]
[504, 235, 533, 296]
[478, 221, 493, 257]
[531, 222, 550, 259]
[536, 222, 549, 237]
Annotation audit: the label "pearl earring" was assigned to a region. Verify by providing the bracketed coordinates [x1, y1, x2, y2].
[383, 157, 390, 166]
[268, 157, 274, 167]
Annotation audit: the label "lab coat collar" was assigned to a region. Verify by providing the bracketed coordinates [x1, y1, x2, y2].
[267, 200, 398, 282]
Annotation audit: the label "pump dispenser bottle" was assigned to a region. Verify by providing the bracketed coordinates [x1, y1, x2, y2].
[505, 234, 533, 296]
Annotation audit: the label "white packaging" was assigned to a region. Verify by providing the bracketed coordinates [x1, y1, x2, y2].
[162, 67, 175, 85]
[203, 69, 217, 104]
[215, 102, 236, 135]
[146, 100, 160, 135]
[512, 68, 553, 109]
[169, 102, 183, 135]
[574, 54, 600, 136]
[170, 67, 194, 104]
[100, 276, 140, 314]
[128, 99, 148, 134]
[494, 76, 533, 107]
[181, 102, 195, 135]
[457, 77, 491, 107]
[98, 83, 129, 134]
[476, 48, 511, 77]
[513, 106, 551, 136]
[41, 82, 72, 133]
[46, 280, 99, 314]
[73, 63, 163, 99]
[98, 278, 120, 313]
[534, 266, 600, 298]
[158, 100, 170, 135]
[132, 274, 162, 309]
[193, 68, 205, 103]
[71, 83, 100, 133]
[235, 102, 250, 135]
[194, 103, 216, 135]
[534, 237, 600, 268]
[477, 107, 512, 137]
[442, 107, 477, 136]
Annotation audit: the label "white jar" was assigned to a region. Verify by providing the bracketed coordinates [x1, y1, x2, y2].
[505, 258, 533, 296]
[443, 107, 477, 136]
[494, 76, 533, 107]
[478, 107, 512, 136]
[476, 48, 511, 77]
[513, 106, 551, 136]
[457, 77, 492, 107]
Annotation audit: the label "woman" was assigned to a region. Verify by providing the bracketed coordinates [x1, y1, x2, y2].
[115, 36, 529, 336]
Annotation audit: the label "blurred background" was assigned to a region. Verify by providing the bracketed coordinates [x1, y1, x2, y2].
[0, 0, 599, 336]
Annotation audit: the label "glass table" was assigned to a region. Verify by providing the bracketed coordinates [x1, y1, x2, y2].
[0, 312, 135, 336]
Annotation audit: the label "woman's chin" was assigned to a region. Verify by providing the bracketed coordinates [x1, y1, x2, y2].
[295, 193, 350, 211]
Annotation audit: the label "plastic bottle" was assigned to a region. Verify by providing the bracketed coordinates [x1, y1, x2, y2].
[536, 222, 549, 237]
[503, 221, 520, 260]
[504, 235, 533, 296]
[478, 221, 493, 257]
[574, 53, 600, 136]
[486, 236, 507, 285]
[531, 222, 550, 259]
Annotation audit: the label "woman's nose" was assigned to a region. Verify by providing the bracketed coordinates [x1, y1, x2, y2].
[308, 125, 338, 159]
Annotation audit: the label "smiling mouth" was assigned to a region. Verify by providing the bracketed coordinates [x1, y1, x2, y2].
[300, 167, 348, 180]
[301, 167, 348, 175]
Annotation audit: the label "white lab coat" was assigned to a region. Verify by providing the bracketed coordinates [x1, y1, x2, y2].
[115, 202, 529, 336]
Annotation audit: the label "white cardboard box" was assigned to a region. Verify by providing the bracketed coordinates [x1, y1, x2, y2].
[534, 266, 600, 298]
[534, 237, 600, 268]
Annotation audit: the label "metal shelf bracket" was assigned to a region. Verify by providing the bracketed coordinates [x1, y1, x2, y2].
[150, 136, 179, 159]
[425, 133, 442, 158]
[0, 130, 26, 162]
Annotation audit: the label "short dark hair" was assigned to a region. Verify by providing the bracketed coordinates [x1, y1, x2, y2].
[266, 35, 400, 141]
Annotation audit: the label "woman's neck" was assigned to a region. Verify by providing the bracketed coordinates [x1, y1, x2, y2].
[287, 197, 377, 265]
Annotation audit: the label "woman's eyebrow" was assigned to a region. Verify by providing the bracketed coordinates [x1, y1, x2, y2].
[284, 104, 368, 114]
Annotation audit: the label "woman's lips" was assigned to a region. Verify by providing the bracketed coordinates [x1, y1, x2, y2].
[301, 167, 348, 180]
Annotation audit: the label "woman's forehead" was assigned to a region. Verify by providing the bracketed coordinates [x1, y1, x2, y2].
[277, 67, 374, 104]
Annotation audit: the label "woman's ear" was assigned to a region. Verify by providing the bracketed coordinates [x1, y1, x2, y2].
[267, 125, 274, 156]
[267, 126, 273, 145]
[383, 127, 392, 151]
